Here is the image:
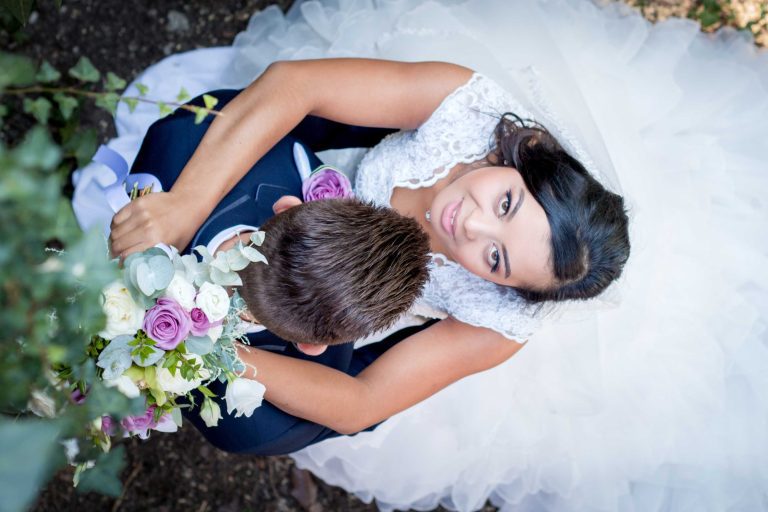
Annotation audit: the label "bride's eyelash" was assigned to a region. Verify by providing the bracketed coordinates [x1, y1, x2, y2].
[490, 190, 513, 273]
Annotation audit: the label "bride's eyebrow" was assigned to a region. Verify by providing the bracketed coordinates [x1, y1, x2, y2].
[501, 190, 525, 279]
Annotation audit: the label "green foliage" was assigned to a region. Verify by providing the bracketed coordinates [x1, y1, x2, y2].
[0, 418, 62, 512]
[0, 0, 34, 26]
[0, 51, 36, 88]
[74, 445, 126, 496]
[68, 56, 101, 83]
[36, 60, 61, 83]
[104, 71, 126, 92]
[23, 96, 52, 123]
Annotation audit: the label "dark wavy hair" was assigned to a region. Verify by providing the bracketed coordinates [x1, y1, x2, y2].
[489, 113, 630, 303]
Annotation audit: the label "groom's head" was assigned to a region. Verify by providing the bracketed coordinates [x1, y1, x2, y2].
[238, 197, 430, 347]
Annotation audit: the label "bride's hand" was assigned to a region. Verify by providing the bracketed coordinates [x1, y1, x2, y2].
[109, 190, 199, 258]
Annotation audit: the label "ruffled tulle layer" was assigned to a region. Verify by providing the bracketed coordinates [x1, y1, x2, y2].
[100, 1, 768, 510]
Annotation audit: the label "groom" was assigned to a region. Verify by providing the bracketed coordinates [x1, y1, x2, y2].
[129, 89, 434, 454]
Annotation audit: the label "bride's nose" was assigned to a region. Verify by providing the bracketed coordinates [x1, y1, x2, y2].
[463, 206, 489, 242]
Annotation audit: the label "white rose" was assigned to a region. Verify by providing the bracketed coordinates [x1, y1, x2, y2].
[163, 271, 196, 311]
[195, 282, 230, 322]
[225, 378, 266, 418]
[207, 323, 224, 343]
[99, 281, 145, 340]
[154, 354, 210, 395]
[104, 375, 140, 398]
[27, 389, 57, 418]
[199, 398, 223, 428]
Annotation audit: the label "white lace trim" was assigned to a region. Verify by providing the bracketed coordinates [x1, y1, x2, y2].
[355, 72, 540, 341]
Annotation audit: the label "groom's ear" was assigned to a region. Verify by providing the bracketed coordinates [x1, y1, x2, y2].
[295, 342, 328, 356]
[272, 195, 303, 215]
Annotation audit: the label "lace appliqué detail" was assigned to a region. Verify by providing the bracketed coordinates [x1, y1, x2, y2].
[354, 72, 540, 341]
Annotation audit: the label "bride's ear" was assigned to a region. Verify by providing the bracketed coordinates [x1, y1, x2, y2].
[272, 195, 303, 214]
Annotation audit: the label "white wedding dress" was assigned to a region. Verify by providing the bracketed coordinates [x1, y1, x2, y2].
[88, 0, 768, 510]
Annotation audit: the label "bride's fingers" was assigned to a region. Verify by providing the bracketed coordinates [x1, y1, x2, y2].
[116, 241, 157, 263]
[110, 220, 159, 257]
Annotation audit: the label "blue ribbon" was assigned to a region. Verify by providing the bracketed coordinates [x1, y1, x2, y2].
[92, 145, 163, 213]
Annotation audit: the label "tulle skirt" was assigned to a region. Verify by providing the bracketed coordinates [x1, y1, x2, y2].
[105, 1, 768, 510]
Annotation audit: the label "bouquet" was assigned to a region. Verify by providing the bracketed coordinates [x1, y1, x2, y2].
[69, 233, 269, 459]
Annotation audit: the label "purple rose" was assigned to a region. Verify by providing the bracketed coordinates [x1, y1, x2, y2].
[142, 297, 191, 350]
[189, 307, 220, 337]
[121, 405, 177, 439]
[302, 166, 354, 202]
[70, 388, 87, 405]
[101, 415, 116, 436]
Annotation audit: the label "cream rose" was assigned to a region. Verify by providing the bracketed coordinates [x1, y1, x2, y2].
[199, 398, 223, 428]
[154, 354, 210, 395]
[163, 271, 197, 311]
[225, 378, 266, 418]
[207, 323, 224, 343]
[195, 282, 230, 322]
[99, 281, 145, 340]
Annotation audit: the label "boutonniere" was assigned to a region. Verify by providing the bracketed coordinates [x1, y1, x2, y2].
[293, 142, 354, 201]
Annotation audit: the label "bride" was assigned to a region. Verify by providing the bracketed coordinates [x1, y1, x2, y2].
[95, 0, 767, 510]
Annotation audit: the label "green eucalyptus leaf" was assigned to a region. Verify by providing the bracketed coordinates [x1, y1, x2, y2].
[95, 92, 120, 116]
[147, 254, 174, 290]
[122, 97, 139, 113]
[186, 335, 214, 356]
[249, 231, 265, 246]
[0, 52, 36, 88]
[75, 445, 126, 497]
[53, 93, 79, 120]
[224, 249, 250, 272]
[68, 56, 101, 83]
[135, 261, 156, 296]
[209, 267, 242, 287]
[202, 94, 218, 110]
[23, 97, 52, 124]
[0, 418, 61, 512]
[240, 245, 267, 265]
[104, 71, 126, 91]
[36, 60, 61, 83]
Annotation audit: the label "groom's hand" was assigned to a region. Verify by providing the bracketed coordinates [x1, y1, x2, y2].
[109, 190, 201, 259]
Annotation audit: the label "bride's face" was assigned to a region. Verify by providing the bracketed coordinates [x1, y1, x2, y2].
[429, 166, 554, 290]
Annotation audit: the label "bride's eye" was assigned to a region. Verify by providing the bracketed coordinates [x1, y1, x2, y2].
[497, 190, 512, 217]
[488, 245, 500, 272]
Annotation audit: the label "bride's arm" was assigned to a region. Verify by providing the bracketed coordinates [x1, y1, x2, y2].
[109, 58, 474, 257]
[236, 318, 524, 435]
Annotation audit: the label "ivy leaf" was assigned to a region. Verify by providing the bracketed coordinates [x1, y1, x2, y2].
[1, 0, 34, 25]
[0, 52, 36, 88]
[176, 87, 190, 103]
[68, 56, 101, 83]
[121, 97, 139, 113]
[193, 106, 208, 125]
[0, 104, 8, 119]
[202, 94, 218, 110]
[104, 71, 126, 91]
[95, 92, 120, 116]
[53, 93, 79, 120]
[75, 445, 126, 496]
[13, 126, 61, 170]
[134, 82, 149, 96]
[23, 97, 52, 124]
[62, 127, 98, 167]
[157, 101, 173, 118]
[36, 61, 61, 83]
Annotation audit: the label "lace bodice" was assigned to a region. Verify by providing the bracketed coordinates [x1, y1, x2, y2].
[355, 73, 539, 340]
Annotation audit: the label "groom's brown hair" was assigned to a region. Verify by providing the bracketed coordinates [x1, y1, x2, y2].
[238, 198, 430, 345]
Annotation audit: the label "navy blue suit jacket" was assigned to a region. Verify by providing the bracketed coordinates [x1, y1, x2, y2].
[130, 90, 434, 454]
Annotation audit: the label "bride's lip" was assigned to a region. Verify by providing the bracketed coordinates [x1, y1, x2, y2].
[441, 199, 462, 240]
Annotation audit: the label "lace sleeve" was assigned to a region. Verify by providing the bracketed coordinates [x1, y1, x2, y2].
[396, 72, 535, 189]
[420, 256, 540, 342]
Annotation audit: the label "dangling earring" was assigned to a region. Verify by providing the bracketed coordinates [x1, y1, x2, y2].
[425, 209, 431, 222]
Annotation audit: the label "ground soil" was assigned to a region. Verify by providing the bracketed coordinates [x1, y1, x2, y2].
[3, 1, 764, 511]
